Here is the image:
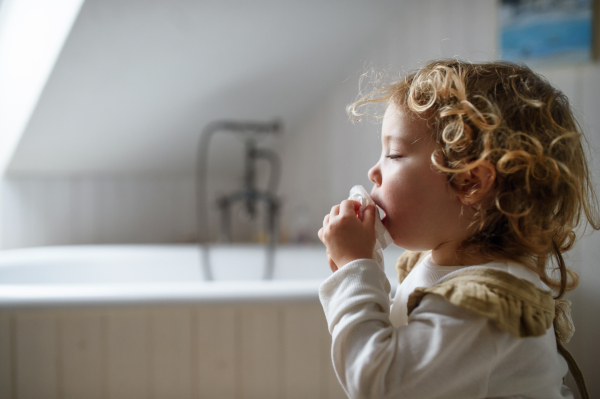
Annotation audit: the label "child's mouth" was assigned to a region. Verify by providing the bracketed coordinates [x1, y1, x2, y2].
[369, 195, 386, 221]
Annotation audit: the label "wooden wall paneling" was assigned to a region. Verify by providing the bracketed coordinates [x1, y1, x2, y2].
[105, 177, 133, 244]
[95, 178, 120, 245]
[0, 175, 200, 249]
[106, 309, 150, 399]
[0, 173, 305, 248]
[0, 179, 23, 249]
[172, 176, 196, 242]
[240, 305, 282, 399]
[152, 179, 175, 243]
[0, 311, 12, 399]
[13, 179, 32, 248]
[31, 178, 59, 247]
[196, 306, 237, 399]
[122, 176, 158, 243]
[281, 303, 325, 399]
[319, 314, 347, 399]
[112, 177, 136, 243]
[122, 178, 151, 243]
[154, 178, 180, 243]
[150, 308, 193, 399]
[60, 311, 105, 399]
[132, 177, 172, 244]
[15, 312, 60, 399]
[18, 179, 46, 248]
[69, 178, 101, 245]
[45, 178, 73, 246]
[158, 177, 180, 243]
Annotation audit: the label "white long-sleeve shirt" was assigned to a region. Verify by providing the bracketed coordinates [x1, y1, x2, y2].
[319, 255, 572, 399]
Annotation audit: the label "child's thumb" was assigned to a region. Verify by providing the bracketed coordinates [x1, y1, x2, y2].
[363, 205, 377, 227]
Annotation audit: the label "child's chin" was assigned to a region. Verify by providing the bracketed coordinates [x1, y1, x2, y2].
[382, 218, 394, 238]
[381, 214, 389, 227]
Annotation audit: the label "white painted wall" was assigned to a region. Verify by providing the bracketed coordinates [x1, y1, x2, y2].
[5, 0, 402, 176]
[0, 0, 84, 173]
[1, 0, 599, 395]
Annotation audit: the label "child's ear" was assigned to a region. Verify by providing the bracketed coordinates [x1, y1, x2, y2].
[454, 160, 496, 206]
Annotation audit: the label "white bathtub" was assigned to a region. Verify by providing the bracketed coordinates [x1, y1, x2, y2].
[0, 244, 403, 307]
[0, 244, 404, 399]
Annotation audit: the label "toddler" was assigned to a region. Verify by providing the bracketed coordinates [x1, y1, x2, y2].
[318, 60, 599, 398]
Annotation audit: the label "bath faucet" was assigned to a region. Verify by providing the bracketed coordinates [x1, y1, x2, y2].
[217, 138, 281, 239]
[196, 119, 282, 280]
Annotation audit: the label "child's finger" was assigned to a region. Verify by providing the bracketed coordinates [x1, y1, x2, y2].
[323, 214, 330, 228]
[362, 204, 377, 227]
[317, 227, 324, 243]
[330, 204, 340, 217]
[340, 200, 360, 216]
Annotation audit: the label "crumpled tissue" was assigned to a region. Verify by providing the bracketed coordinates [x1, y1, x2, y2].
[348, 185, 393, 293]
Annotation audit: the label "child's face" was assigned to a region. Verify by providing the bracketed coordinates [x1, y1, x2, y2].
[368, 104, 471, 252]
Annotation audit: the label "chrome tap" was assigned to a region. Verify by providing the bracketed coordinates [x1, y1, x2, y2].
[196, 120, 282, 280]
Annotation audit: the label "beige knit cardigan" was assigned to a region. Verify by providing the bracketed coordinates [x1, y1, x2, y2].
[395, 250, 588, 399]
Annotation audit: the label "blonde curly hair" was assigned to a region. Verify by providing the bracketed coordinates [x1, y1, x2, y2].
[350, 60, 600, 298]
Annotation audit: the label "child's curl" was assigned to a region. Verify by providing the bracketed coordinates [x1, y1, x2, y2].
[349, 60, 600, 298]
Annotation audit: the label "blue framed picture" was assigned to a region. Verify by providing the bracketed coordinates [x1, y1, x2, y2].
[500, 0, 594, 65]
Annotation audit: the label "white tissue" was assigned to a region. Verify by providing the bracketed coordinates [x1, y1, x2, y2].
[348, 186, 393, 294]
[349, 185, 393, 252]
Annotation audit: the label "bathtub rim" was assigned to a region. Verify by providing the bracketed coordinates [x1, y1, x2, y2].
[0, 280, 325, 309]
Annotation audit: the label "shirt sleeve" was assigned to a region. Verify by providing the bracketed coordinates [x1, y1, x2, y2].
[319, 259, 496, 399]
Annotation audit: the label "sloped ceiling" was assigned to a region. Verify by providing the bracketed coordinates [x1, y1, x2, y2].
[7, 0, 403, 176]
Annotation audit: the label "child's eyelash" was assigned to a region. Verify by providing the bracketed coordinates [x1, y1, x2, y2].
[386, 155, 403, 159]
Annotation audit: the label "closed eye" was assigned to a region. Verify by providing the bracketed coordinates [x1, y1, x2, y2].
[386, 155, 403, 160]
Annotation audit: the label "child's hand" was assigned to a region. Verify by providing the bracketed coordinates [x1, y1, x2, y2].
[318, 200, 377, 271]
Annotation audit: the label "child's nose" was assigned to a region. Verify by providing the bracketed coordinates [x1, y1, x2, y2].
[368, 163, 382, 186]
